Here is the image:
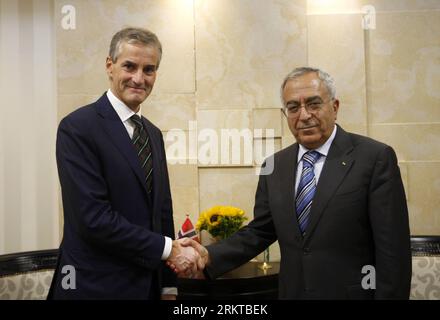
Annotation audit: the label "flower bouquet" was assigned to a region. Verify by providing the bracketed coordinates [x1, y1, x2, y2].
[196, 205, 247, 241]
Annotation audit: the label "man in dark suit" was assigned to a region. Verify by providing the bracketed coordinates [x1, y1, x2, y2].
[176, 67, 412, 299]
[48, 27, 197, 300]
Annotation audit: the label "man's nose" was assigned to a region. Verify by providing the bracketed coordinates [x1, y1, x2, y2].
[298, 104, 311, 120]
[132, 69, 144, 84]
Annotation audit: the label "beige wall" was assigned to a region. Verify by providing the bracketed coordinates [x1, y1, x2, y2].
[0, 0, 437, 255]
[51, 0, 440, 258]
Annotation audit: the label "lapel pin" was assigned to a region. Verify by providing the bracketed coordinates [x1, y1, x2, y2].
[342, 161, 346, 166]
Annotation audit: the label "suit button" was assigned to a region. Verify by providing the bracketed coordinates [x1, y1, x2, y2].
[303, 247, 311, 255]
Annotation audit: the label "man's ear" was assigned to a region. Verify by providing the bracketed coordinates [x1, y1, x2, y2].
[105, 56, 113, 78]
[333, 99, 340, 120]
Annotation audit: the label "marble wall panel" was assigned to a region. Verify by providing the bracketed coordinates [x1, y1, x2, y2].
[195, 0, 307, 109]
[369, 124, 440, 161]
[307, 0, 440, 14]
[407, 162, 440, 235]
[198, 167, 259, 222]
[308, 14, 367, 130]
[55, 0, 195, 95]
[368, 11, 440, 123]
[197, 109, 254, 166]
[142, 93, 196, 131]
[168, 164, 199, 235]
[253, 109, 283, 138]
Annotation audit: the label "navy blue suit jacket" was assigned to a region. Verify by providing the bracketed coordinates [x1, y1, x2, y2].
[48, 93, 176, 299]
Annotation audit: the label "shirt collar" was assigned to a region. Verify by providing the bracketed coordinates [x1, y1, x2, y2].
[106, 89, 142, 122]
[297, 125, 337, 163]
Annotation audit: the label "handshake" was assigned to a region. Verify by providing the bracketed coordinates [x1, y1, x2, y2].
[167, 238, 209, 279]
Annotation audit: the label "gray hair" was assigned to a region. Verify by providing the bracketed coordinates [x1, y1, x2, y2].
[109, 27, 162, 68]
[280, 67, 336, 104]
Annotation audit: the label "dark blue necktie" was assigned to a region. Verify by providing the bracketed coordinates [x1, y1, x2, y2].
[296, 151, 321, 235]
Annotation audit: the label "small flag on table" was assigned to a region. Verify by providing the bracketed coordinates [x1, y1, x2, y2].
[177, 215, 200, 243]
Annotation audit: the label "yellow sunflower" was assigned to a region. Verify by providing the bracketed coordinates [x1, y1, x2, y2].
[196, 205, 247, 240]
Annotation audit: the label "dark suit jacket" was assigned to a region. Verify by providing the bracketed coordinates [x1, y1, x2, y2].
[206, 125, 411, 299]
[48, 93, 176, 299]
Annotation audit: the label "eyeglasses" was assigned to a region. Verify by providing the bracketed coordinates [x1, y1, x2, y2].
[282, 98, 333, 118]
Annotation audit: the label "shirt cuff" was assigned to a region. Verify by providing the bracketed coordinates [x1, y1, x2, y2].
[162, 287, 178, 296]
[161, 236, 172, 260]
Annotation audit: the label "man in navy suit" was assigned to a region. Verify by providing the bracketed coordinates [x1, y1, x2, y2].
[176, 67, 412, 299]
[48, 27, 197, 299]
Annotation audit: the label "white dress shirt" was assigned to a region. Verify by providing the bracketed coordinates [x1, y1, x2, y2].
[106, 90, 175, 295]
[295, 125, 337, 194]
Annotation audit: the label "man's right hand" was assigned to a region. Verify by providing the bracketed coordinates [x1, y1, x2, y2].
[167, 238, 210, 278]
[167, 239, 199, 277]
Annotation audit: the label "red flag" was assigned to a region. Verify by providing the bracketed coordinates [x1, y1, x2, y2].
[177, 215, 200, 243]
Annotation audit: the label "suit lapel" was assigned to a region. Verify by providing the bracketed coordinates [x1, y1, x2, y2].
[303, 126, 354, 243]
[278, 144, 303, 241]
[95, 94, 150, 200]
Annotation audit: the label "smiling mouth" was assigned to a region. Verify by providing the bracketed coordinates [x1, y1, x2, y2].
[127, 86, 146, 92]
[298, 125, 317, 130]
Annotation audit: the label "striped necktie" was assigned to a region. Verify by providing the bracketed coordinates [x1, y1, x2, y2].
[130, 115, 153, 194]
[296, 150, 321, 236]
